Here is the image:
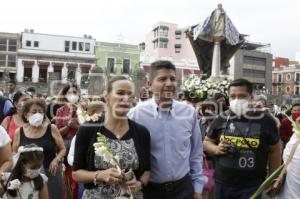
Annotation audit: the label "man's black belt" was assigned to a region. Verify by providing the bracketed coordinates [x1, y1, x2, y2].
[148, 174, 190, 192]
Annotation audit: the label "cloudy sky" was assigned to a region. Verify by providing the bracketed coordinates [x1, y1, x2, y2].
[1, 0, 299, 59]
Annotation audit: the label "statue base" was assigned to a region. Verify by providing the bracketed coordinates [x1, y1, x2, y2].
[208, 76, 225, 82]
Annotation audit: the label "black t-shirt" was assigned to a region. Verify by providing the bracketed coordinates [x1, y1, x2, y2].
[20, 124, 56, 169]
[73, 119, 151, 189]
[207, 111, 279, 187]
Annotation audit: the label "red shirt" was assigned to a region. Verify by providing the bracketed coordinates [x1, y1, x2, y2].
[55, 104, 78, 140]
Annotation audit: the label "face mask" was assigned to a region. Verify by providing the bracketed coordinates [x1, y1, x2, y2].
[229, 99, 249, 117]
[24, 168, 41, 179]
[28, 113, 44, 127]
[292, 112, 300, 121]
[67, 94, 79, 104]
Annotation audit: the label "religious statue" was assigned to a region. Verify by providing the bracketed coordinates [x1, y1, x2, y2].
[186, 4, 244, 78]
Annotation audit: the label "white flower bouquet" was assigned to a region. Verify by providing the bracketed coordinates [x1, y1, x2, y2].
[183, 75, 231, 102]
[93, 132, 134, 182]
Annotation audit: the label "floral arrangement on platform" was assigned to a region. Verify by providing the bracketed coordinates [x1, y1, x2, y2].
[183, 75, 231, 102]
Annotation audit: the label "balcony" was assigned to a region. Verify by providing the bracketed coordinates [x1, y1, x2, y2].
[272, 81, 283, 85]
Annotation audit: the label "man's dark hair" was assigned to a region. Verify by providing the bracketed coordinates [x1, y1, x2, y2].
[150, 60, 176, 79]
[228, 78, 253, 94]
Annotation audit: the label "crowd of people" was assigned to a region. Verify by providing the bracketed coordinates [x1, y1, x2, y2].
[0, 60, 299, 199]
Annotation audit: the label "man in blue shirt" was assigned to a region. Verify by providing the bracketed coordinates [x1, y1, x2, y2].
[128, 60, 204, 199]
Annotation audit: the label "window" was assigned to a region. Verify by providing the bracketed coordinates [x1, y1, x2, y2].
[0, 39, 7, 51]
[67, 69, 76, 81]
[159, 41, 167, 48]
[80, 67, 90, 87]
[139, 43, 145, 50]
[54, 67, 62, 79]
[295, 73, 300, 82]
[277, 86, 282, 94]
[26, 40, 31, 47]
[65, 41, 70, 52]
[72, 42, 77, 50]
[286, 73, 291, 81]
[107, 58, 115, 73]
[7, 55, 16, 67]
[175, 30, 182, 39]
[39, 68, 47, 82]
[159, 28, 168, 37]
[24, 68, 32, 82]
[295, 86, 300, 95]
[278, 74, 283, 82]
[79, 42, 84, 51]
[244, 56, 266, 66]
[85, 43, 90, 52]
[33, 41, 39, 48]
[243, 69, 265, 78]
[0, 54, 6, 66]
[123, 59, 130, 74]
[8, 39, 17, 51]
[175, 44, 181, 53]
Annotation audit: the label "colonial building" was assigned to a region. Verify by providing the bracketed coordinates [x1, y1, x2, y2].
[272, 58, 300, 97]
[17, 30, 96, 93]
[0, 32, 20, 81]
[95, 41, 143, 96]
[95, 41, 140, 77]
[140, 21, 200, 86]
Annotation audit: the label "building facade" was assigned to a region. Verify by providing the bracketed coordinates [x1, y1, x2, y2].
[95, 41, 140, 76]
[140, 22, 273, 92]
[140, 21, 200, 86]
[95, 41, 142, 95]
[0, 32, 20, 82]
[17, 30, 96, 93]
[229, 43, 273, 92]
[272, 58, 300, 98]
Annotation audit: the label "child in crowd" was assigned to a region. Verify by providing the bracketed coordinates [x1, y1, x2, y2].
[0, 144, 49, 199]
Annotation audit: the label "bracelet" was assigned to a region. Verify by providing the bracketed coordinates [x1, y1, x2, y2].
[93, 171, 100, 186]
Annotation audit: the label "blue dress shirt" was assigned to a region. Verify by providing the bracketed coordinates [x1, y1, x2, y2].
[128, 99, 204, 193]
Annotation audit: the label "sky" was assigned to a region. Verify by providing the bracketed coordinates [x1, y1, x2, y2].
[1, 0, 299, 60]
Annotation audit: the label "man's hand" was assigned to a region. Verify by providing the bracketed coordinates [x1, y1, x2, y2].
[215, 140, 230, 155]
[194, 192, 202, 199]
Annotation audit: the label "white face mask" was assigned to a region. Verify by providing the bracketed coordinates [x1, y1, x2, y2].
[229, 99, 249, 117]
[24, 168, 41, 179]
[66, 94, 79, 104]
[28, 113, 44, 127]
